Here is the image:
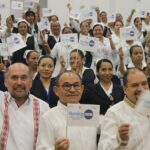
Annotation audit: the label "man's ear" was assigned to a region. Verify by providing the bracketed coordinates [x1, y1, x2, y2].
[4, 78, 8, 89]
[123, 85, 127, 95]
[53, 86, 60, 97]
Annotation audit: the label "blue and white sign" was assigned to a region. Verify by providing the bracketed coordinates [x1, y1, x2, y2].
[120, 26, 137, 41]
[42, 8, 54, 17]
[61, 33, 78, 46]
[78, 35, 99, 52]
[11, 1, 23, 10]
[137, 10, 147, 18]
[108, 13, 116, 23]
[81, 9, 95, 21]
[0, 2, 6, 9]
[69, 10, 80, 20]
[67, 103, 100, 127]
[0, 43, 9, 57]
[24, 0, 35, 9]
[6, 34, 26, 54]
[38, 18, 50, 31]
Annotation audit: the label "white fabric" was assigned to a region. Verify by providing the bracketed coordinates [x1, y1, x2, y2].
[142, 21, 150, 32]
[0, 91, 49, 150]
[36, 101, 101, 150]
[90, 37, 117, 71]
[100, 82, 113, 97]
[51, 42, 77, 77]
[98, 99, 150, 150]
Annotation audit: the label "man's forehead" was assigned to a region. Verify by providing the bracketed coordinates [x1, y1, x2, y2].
[59, 73, 81, 83]
[8, 65, 29, 75]
[127, 72, 146, 83]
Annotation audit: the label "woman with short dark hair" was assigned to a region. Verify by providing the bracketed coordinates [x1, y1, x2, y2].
[81, 59, 124, 114]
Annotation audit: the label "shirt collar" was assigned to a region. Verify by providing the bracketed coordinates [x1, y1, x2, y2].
[5, 91, 31, 106]
[124, 96, 135, 108]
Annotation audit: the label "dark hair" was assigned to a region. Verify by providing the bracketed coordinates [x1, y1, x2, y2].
[25, 10, 35, 17]
[103, 26, 112, 37]
[18, 21, 28, 28]
[93, 24, 103, 31]
[26, 50, 38, 60]
[129, 45, 142, 56]
[134, 17, 141, 24]
[96, 59, 113, 72]
[62, 26, 72, 34]
[123, 68, 146, 87]
[55, 71, 82, 85]
[100, 11, 107, 16]
[80, 21, 89, 28]
[49, 15, 59, 22]
[70, 49, 85, 59]
[113, 20, 124, 27]
[38, 55, 54, 66]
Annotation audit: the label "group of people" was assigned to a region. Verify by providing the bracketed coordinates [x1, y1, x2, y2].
[0, 2, 150, 150]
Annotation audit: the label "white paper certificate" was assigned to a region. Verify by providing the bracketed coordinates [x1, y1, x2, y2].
[67, 103, 100, 127]
[6, 34, 27, 54]
[78, 35, 99, 52]
[120, 26, 137, 41]
[61, 33, 78, 46]
[11, 1, 23, 10]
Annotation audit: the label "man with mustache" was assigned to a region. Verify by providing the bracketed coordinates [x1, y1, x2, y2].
[36, 71, 99, 150]
[0, 63, 49, 150]
[98, 68, 150, 150]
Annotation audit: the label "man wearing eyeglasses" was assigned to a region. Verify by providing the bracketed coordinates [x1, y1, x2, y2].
[98, 68, 150, 150]
[36, 71, 99, 150]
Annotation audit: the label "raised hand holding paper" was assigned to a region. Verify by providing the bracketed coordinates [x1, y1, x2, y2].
[135, 90, 150, 117]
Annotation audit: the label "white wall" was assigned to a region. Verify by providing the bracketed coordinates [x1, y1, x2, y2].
[1, 0, 150, 25]
[48, 0, 150, 25]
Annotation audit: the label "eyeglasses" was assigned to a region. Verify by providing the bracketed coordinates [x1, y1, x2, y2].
[57, 83, 82, 91]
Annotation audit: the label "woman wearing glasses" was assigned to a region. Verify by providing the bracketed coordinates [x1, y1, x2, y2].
[30, 55, 58, 108]
[82, 59, 124, 114]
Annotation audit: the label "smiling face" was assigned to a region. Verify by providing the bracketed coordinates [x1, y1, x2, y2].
[80, 21, 89, 35]
[114, 21, 123, 32]
[18, 22, 28, 36]
[5, 63, 32, 101]
[93, 25, 103, 38]
[70, 51, 84, 70]
[37, 57, 54, 79]
[54, 72, 84, 105]
[97, 61, 113, 83]
[26, 51, 39, 70]
[124, 70, 149, 104]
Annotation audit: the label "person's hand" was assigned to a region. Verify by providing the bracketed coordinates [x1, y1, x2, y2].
[67, 3, 72, 12]
[131, 9, 135, 15]
[60, 56, 66, 68]
[95, 7, 100, 14]
[118, 124, 130, 141]
[118, 47, 124, 60]
[0, 63, 6, 72]
[55, 138, 69, 150]
[40, 30, 46, 42]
